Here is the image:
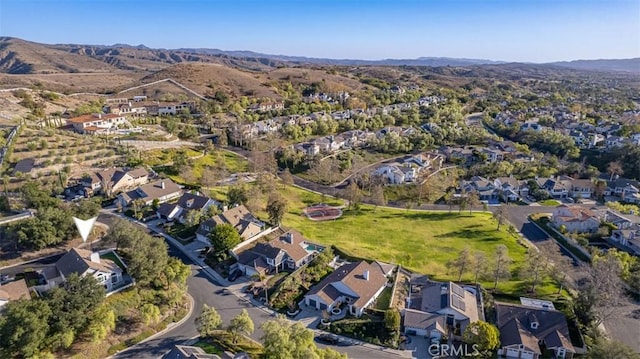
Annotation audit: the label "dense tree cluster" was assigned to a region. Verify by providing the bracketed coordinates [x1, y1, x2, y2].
[0, 274, 107, 358]
[4, 183, 102, 250]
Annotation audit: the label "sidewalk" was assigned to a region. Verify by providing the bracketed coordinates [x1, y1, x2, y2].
[111, 212, 413, 357]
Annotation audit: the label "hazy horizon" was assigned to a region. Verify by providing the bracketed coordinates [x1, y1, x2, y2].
[0, 0, 638, 63]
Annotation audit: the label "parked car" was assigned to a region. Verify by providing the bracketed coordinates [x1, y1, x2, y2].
[316, 334, 339, 345]
[228, 269, 242, 282]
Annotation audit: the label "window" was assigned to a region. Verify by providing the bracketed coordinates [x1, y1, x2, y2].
[111, 273, 119, 284]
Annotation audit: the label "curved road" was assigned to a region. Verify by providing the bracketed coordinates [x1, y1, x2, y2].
[106, 214, 400, 359]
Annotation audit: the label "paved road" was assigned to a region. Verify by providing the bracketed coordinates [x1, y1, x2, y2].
[110, 219, 402, 359]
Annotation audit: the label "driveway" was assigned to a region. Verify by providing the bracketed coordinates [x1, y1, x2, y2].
[403, 336, 432, 359]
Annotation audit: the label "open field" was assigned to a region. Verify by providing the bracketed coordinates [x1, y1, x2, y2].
[215, 183, 560, 297]
[143, 148, 249, 185]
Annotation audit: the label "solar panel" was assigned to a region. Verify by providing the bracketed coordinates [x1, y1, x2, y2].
[451, 296, 466, 311]
[451, 284, 466, 298]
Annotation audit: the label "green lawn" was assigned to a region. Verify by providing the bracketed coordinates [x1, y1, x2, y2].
[211, 183, 560, 297]
[539, 199, 561, 206]
[193, 341, 224, 355]
[374, 286, 393, 310]
[100, 251, 126, 270]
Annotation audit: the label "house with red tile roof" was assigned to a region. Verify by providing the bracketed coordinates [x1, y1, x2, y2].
[68, 113, 126, 134]
[551, 204, 600, 233]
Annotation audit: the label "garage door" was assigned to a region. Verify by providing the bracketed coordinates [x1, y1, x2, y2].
[521, 351, 534, 359]
[405, 329, 417, 336]
[319, 303, 327, 310]
[308, 299, 316, 308]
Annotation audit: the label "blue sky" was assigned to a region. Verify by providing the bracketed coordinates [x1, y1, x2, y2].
[0, 0, 638, 62]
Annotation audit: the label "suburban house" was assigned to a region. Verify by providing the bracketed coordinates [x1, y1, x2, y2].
[0, 279, 30, 309]
[610, 226, 640, 256]
[536, 177, 571, 199]
[68, 113, 127, 134]
[405, 281, 480, 338]
[157, 192, 219, 223]
[551, 205, 601, 233]
[195, 205, 264, 244]
[602, 177, 640, 204]
[303, 261, 393, 317]
[495, 298, 575, 359]
[55, 248, 124, 292]
[141, 101, 195, 116]
[249, 102, 285, 112]
[568, 179, 593, 200]
[495, 177, 529, 203]
[81, 167, 149, 196]
[117, 179, 183, 208]
[372, 164, 416, 184]
[461, 176, 500, 203]
[402, 308, 447, 339]
[232, 230, 318, 276]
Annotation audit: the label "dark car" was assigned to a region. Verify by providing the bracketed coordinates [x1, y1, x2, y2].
[315, 334, 339, 345]
[227, 269, 242, 282]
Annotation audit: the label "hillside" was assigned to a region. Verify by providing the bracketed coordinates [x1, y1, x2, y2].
[138, 62, 282, 99]
[0, 37, 118, 74]
[550, 58, 640, 73]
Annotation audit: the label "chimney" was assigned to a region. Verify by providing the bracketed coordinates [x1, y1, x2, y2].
[363, 270, 369, 281]
[285, 232, 294, 244]
[160, 181, 165, 189]
[90, 251, 100, 263]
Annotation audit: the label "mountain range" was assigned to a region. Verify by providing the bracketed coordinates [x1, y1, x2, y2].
[0, 37, 638, 75]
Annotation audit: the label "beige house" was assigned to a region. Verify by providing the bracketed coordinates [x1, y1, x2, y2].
[551, 205, 600, 233]
[68, 113, 126, 134]
[303, 261, 392, 317]
[117, 179, 182, 207]
[0, 279, 30, 308]
[81, 167, 149, 196]
[195, 205, 264, 243]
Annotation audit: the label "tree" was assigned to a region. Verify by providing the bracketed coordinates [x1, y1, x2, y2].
[343, 181, 362, 211]
[261, 315, 348, 359]
[140, 303, 161, 325]
[493, 205, 507, 230]
[125, 235, 170, 286]
[462, 321, 500, 358]
[86, 304, 116, 342]
[519, 249, 548, 294]
[131, 198, 145, 220]
[586, 337, 640, 359]
[161, 256, 191, 289]
[607, 161, 624, 181]
[467, 191, 480, 215]
[370, 184, 387, 212]
[471, 251, 488, 285]
[542, 242, 573, 294]
[0, 299, 52, 358]
[227, 309, 254, 344]
[208, 223, 242, 259]
[46, 273, 106, 340]
[196, 304, 223, 338]
[448, 247, 472, 281]
[576, 250, 627, 326]
[184, 209, 203, 227]
[266, 194, 287, 226]
[492, 244, 512, 290]
[281, 168, 294, 188]
[227, 185, 248, 206]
